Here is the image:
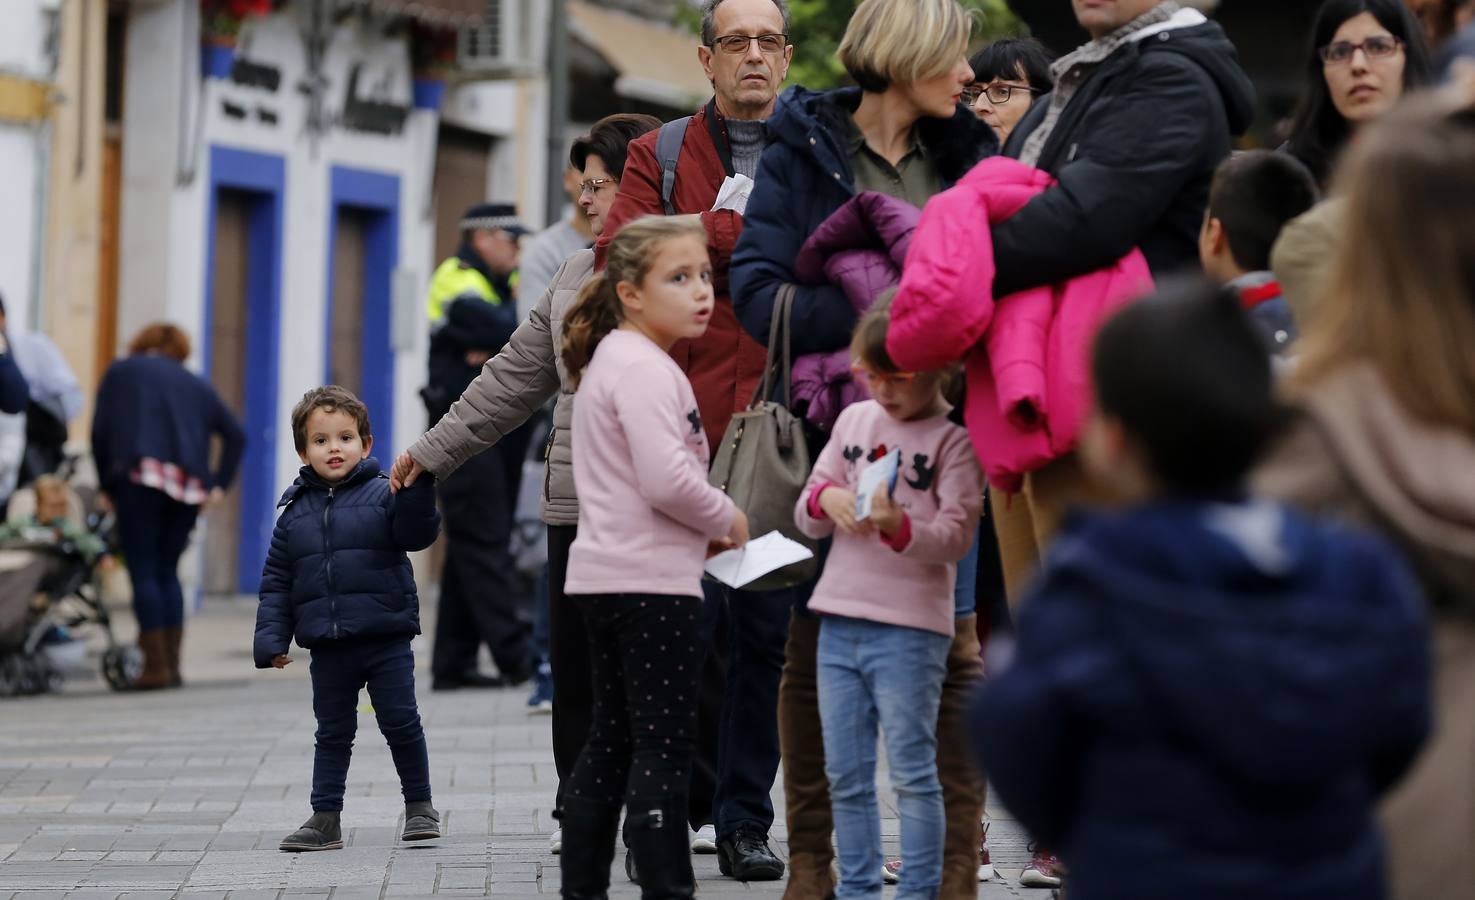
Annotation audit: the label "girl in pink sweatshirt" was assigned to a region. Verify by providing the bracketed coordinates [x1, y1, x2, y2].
[795, 301, 982, 900]
[556, 214, 748, 900]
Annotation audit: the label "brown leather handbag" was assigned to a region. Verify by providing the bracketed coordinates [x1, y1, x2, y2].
[707, 284, 818, 591]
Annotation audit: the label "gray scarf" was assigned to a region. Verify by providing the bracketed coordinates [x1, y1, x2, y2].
[1018, 2, 1183, 168]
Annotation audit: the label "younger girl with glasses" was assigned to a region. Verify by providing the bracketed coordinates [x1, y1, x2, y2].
[793, 296, 982, 900]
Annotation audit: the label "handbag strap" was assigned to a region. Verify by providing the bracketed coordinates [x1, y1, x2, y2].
[752, 284, 796, 408]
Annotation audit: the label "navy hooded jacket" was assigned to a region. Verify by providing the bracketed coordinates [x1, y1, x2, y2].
[731, 86, 998, 357]
[974, 499, 1431, 900]
[993, 18, 1255, 295]
[253, 458, 440, 668]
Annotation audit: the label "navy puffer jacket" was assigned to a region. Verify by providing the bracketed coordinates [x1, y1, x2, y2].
[253, 458, 440, 667]
[731, 86, 998, 357]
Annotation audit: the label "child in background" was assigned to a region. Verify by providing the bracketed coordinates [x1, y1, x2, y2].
[1199, 150, 1320, 359]
[0, 475, 108, 563]
[974, 280, 1431, 900]
[253, 386, 442, 853]
[556, 215, 747, 900]
[795, 300, 982, 900]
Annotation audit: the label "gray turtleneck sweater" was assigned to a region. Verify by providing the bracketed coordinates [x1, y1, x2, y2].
[726, 118, 768, 179]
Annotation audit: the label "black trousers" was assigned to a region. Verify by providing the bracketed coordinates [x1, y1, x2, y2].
[431, 424, 534, 680]
[547, 525, 726, 828]
[563, 593, 704, 808]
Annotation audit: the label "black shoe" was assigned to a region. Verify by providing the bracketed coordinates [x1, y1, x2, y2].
[431, 671, 504, 691]
[716, 827, 785, 882]
[279, 811, 343, 852]
[625, 800, 694, 898]
[402, 800, 440, 841]
[555, 796, 620, 900]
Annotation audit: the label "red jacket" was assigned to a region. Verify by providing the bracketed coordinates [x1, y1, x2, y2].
[596, 102, 768, 449]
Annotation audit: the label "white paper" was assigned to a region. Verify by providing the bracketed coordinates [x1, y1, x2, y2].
[854, 447, 901, 520]
[711, 174, 756, 216]
[704, 530, 813, 589]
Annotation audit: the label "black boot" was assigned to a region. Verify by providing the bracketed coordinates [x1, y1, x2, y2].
[556, 796, 620, 900]
[402, 800, 441, 841]
[279, 811, 343, 852]
[625, 799, 695, 900]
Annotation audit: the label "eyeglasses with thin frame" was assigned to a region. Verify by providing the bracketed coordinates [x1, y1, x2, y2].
[850, 364, 919, 389]
[579, 177, 616, 197]
[961, 82, 1044, 107]
[1318, 35, 1402, 65]
[706, 33, 789, 55]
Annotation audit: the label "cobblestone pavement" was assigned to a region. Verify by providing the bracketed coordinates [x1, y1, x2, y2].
[0, 598, 1046, 898]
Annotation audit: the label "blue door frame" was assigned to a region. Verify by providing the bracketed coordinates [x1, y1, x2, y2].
[203, 146, 285, 595]
[324, 166, 400, 460]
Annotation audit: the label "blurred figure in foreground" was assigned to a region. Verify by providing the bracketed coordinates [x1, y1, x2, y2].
[976, 280, 1431, 900]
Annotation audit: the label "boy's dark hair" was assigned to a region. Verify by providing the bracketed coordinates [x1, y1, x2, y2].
[292, 385, 372, 453]
[1092, 278, 1278, 495]
[1208, 150, 1320, 273]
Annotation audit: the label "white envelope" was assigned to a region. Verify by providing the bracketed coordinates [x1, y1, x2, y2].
[711, 174, 756, 216]
[704, 530, 813, 589]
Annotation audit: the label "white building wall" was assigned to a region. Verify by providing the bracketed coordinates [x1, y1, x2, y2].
[0, 0, 55, 334]
[118, 0, 543, 595]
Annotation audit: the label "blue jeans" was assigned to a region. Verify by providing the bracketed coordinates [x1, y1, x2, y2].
[703, 579, 800, 840]
[111, 482, 198, 631]
[818, 616, 951, 900]
[309, 637, 431, 812]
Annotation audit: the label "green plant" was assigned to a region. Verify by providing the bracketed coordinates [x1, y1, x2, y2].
[675, 0, 1024, 91]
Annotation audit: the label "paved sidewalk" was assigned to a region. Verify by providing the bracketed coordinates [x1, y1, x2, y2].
[0, 598, 1044, 898]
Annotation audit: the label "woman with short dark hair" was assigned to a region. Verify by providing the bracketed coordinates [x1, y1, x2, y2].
[91, 322, 245, 689]
[966, 38, 1055, 143]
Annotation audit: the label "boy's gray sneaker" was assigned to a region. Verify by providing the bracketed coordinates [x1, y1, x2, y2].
[402, 800, 441, 841]
[280, 811, 343, 852]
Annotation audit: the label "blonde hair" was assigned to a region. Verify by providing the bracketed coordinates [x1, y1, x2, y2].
[561, 215, 709, 387]
[837, 0, 973, 92]
[1290, 88, 1475, 434]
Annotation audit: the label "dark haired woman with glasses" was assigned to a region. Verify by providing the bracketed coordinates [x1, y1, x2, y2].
[1285, 0, 1433, 186]
[966, 38, 1056, 143]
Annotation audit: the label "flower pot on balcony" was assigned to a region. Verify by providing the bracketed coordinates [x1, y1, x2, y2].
[412, 76, 447, 111]
[201, 38, 237, 79]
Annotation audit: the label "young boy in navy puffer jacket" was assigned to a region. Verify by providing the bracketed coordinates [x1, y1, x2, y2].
[254, 386, 441, 853]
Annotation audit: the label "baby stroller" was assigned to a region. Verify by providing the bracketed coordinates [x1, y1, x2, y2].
[0, 465, 138, 696]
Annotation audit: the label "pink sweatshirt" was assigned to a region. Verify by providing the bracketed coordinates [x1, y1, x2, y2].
[565, 329, 738, 598]
[795, 401, 983, 637]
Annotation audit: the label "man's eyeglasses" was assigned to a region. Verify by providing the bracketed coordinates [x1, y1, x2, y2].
[707, 33, 788, 55]
[579, 177, 616, 197]
[850, 365, 918, 389]
[1318, 36, 1402, 65]
[961, 83, 1043, 106]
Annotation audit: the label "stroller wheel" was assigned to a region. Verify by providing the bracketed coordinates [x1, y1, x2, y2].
[102, 645, 142, 691]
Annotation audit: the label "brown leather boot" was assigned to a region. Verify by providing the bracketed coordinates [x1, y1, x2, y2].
[938, 616, 985, 899]
[164, 626, 184, 687]
[132, 629, 172, 690]
[780, 612, 835, 900]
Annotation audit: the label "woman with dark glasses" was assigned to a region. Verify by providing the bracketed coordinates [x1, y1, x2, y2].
[1285, 0, 1433, 187]
[966, 38, 1056, 144]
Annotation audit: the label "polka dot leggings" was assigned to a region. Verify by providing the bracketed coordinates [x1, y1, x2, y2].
[564, 593, 704, 810]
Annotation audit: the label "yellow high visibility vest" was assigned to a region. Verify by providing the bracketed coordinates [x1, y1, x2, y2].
[426, 257, 518, 323]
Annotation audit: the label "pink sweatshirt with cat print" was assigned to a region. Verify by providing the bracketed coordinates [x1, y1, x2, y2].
[795, 400, 982, 637]
[565, 329, 738, 598]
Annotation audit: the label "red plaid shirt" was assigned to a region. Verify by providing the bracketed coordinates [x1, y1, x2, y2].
[130, 457, 209, 506]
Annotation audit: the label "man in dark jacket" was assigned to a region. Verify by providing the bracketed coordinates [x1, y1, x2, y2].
[423, 204, 533, 691]
[991, 0, 1255, 295]
[592, 0, 797, 880]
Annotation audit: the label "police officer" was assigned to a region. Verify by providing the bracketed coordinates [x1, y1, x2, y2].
[424, 203, 536, 690]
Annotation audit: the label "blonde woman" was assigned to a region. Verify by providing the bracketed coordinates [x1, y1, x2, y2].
[1255, 81, 1475, 900]
[729, 1, 998, 897]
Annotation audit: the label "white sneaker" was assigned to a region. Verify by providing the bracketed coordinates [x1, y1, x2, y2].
[690, 824, 718, 853]
[549, 828, 562, 855]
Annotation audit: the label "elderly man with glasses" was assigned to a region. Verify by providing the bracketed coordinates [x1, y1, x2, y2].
[593, 0, 794, 887]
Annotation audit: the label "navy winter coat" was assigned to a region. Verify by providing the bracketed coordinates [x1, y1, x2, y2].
[731, 86, 998, 356]
[253, 458, 440, 668]
[993, 19, 1255, 295]
[974, 499, 1431, 900]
